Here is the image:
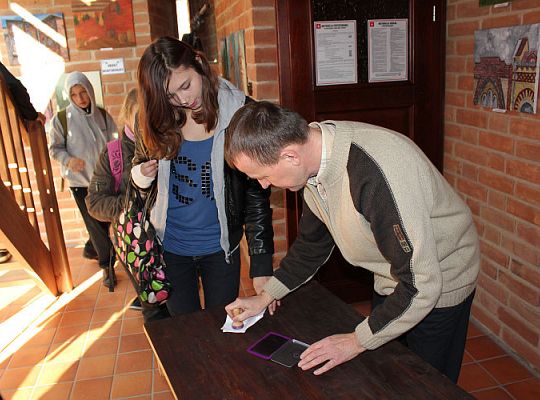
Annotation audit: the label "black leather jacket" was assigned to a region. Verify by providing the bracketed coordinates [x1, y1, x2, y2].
[222, 163, 274, 277]
[132, 132, 274, 278]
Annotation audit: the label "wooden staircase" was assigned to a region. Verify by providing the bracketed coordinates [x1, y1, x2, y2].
[0, 74, 73, 331]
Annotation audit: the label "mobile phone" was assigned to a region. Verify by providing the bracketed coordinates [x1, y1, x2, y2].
[270, 339, 309, 367]
[247, 332, 290, 360]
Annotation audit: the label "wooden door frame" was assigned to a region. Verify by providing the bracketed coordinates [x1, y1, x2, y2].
[276, 0, 446, 246]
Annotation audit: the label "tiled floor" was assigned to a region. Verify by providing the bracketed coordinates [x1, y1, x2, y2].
[0, 249, 539, 400]
[352, 303, 540, 400]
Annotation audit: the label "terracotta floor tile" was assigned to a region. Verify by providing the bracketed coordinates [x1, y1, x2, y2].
[91, 306, 124, 324]
[466, 336, 506, 361]
[36, 314, 62, 331]
[0, 365, 41, 390]
[23, 328, 56, 348]
[36, 360, 78, 385]
[470, 387, 513, 400]
[81, 336, 120, 358]
[111, 370, 152, 398]
[123, 307, 145, 320]
[119, 333, 151, 353]
[52, 324, 90, 344]
[59, 310, 93, 327]
[457, 363, 498, 392]
[467, 322, 484, 339]
[480, 355, 533, 384]
[88, 320, 122, 338]
[71, 376, 113, 400]
[77, 354, 116, 379]
[153, 391, 175, 400]
[31, 382, 73, 400]
[115, 350, 153, 374]
[462, 351, 474, 364]
[0, 354, 12, 369]
[120, 316, 145, 336]
[45, 336, 86, 363]
[0, 387, 33, 400]
[153, 369, 171, 392]
[95, 292, 127, 309]
[8, 344, 49, 368]
[504, 377, 540, 400]
[64, 295, 96, 312]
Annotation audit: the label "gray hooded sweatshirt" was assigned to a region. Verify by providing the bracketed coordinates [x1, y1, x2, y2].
[48, 72, 117, 187]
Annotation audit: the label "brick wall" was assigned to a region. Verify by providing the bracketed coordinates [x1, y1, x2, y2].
[0, 0, 153, 247]
[445, 0, 540, 371]
[147, 0, 178, 40]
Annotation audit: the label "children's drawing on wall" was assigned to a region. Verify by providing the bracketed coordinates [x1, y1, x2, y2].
[474, 23, 540, 114]
[220, 30, 248, 94]
[1, 13, 69, 66]
[72, 0, 135, 50]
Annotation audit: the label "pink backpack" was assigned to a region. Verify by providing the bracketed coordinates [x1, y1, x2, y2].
[107, 139, 123, 193]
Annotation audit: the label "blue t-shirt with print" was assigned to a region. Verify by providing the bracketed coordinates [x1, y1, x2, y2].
[163, 136, 221, 256]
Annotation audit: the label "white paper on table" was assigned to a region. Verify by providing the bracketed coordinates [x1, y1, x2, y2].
[221, 309, 266, 333]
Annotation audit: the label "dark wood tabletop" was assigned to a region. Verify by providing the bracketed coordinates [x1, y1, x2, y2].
[144, 281, 473, 400]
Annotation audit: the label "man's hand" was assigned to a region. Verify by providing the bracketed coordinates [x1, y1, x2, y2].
[141, 159, 158, 178]
[225, 291, 274, 323]
[252, 276, 281, 315]
[67, 157, 85, 172]
[298, 333, 366, 375]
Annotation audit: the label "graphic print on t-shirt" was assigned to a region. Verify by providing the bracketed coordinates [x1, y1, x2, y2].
[164, 136, 221, 256]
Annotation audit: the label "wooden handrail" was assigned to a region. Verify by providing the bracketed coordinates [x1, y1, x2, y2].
[0, 77, 72, 295]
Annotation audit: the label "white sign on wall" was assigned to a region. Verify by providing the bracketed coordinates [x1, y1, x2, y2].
[314, 20, 357, 86]
[368, 19, 408, 83]
[101, 58, 125, 75]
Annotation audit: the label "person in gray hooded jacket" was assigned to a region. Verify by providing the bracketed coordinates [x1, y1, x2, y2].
[48, 71, 118, 286]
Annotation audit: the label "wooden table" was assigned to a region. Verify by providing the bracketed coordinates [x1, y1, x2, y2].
[144, 281, 473, 399]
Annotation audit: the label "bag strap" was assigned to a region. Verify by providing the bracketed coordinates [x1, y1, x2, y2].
[107, 139, 123, 193]
[98, 106, 107, 130]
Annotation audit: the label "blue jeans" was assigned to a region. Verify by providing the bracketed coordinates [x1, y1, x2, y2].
[163, 249, 241, 316]
[372, 290, 475, 383]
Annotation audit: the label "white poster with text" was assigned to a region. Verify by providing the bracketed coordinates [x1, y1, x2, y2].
[314, 20, 357, 86]
[368, 19, 408, 82]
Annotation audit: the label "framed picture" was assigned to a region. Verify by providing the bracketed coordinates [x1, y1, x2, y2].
[72, 0, 135, 50]
[474, 23, 540, 114]
[220, 30, 248, 94]
[1, 13, 69, 66]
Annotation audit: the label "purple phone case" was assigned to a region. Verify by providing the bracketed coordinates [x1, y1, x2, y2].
[247, 331, 291, 360]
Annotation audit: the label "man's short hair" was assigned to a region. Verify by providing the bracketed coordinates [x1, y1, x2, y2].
[225, 101, 309, 166]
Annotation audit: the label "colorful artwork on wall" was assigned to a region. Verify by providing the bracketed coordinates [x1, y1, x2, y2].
[72, 0, 136, 50]
[473, 23, 540, 114]
[220, 30, 248, 95]
[1, 13, 69, 66]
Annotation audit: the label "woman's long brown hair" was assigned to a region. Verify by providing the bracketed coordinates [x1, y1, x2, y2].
[137, 36, 219, 159]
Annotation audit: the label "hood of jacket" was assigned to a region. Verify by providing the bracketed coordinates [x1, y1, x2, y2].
[65, 71, 97, 116]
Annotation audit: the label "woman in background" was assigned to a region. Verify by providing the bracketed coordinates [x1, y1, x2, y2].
[86, 88, 170, 321]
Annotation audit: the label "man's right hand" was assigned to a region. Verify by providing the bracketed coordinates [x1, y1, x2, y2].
[67, 157, 85, 172]
[225, 291, 274, 323]
[141, 159, 158, 178]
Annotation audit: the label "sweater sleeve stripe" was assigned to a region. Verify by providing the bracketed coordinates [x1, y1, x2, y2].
[347, 143, 417, 336]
